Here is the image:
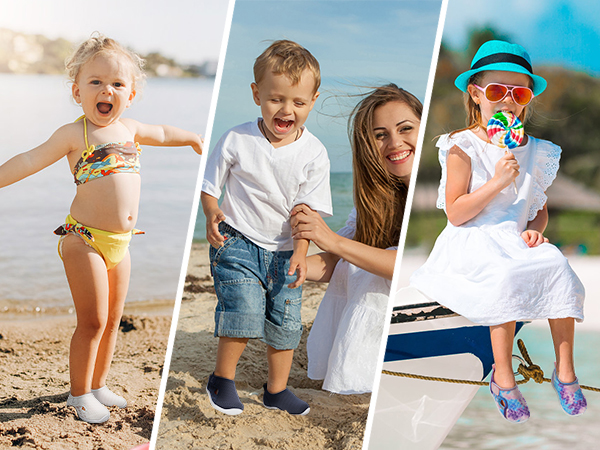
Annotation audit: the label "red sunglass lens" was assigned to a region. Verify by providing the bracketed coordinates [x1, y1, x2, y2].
[512, 87, 533, 105]
[485, 84, 508, 102]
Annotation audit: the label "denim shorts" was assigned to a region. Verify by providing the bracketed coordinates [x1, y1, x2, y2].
[209, 222, 303, 350]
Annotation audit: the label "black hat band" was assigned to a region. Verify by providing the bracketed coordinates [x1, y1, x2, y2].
[471, 53, 533, 73]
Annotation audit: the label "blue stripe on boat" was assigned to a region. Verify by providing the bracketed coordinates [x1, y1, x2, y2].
[384, 323, 525, 379]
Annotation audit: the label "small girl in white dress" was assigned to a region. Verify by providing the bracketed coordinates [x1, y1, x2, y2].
[410, 40, 586, 423]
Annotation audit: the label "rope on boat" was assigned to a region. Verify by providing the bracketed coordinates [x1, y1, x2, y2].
[382, 339, 600, 392]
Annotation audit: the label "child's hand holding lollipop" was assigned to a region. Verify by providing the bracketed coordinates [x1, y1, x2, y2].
[487, 111, 524, 193]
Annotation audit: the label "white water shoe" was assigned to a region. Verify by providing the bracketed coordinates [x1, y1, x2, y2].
[92, 386, 127, 408]
[67, 393, 110, 423]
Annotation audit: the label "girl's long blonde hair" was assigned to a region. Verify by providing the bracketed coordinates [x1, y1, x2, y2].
[349, 84, 422, 249]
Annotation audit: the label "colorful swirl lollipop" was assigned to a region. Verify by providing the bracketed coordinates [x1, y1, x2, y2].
[486, 111, 524, 149]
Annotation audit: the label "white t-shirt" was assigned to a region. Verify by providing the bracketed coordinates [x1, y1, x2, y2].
[202, 119, 333, 251]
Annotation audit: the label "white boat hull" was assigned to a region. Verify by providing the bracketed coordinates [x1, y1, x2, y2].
[367, 287, 524, 450]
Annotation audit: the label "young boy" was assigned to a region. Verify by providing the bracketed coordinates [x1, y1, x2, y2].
[201, 40, 332, 416]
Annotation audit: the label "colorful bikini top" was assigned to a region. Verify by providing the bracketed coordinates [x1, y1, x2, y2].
[73, 116, 142, 186]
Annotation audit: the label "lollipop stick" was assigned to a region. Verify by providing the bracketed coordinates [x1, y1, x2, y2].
[505, 150, 518, 194]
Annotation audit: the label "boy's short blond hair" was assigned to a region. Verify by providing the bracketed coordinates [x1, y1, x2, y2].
[253, 40, 321, 93]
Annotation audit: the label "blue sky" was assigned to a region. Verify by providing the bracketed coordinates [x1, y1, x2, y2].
[443, 0, 600, 76]
[0, 0, 229, 63]
[211, 0, 443, 172]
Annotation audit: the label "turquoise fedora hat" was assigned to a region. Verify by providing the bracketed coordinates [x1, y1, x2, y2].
[454, 40, 547, 96]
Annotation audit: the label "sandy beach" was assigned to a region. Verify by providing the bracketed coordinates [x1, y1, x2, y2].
[0, 301, 174, 450]
[155, 243, 371, 449]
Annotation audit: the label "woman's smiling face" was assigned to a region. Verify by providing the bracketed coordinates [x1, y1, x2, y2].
[372, 100, 420, 182]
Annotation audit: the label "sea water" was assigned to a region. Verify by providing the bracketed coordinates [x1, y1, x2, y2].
[0, 74, 213, 310]
[441, 325, 600, 449]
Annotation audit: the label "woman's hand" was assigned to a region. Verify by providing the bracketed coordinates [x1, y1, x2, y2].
[291, 204, 397, 280]
[521, 229, 549, 248]
[290, 204, 339, 253]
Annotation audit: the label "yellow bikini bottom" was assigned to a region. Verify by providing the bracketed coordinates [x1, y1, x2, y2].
[54, 214, 143, 270]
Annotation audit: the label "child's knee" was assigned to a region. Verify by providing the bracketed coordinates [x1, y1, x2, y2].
[104, 317, 121, 336]
[76, 314, 109, 337]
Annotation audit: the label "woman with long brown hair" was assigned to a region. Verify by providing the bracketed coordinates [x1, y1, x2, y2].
[291, 84, 421, 394]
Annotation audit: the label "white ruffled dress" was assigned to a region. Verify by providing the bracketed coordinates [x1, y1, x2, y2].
[410, 130, 584, 326]
[307, 208, 392, 394]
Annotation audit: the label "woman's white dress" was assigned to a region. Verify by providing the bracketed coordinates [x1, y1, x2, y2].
[410, 130, 584, 326]
[307, 208, 392, 394]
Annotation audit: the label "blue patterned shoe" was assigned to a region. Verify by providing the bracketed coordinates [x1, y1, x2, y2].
[552, 364, 587, 416]
[489, 365, 530, 423]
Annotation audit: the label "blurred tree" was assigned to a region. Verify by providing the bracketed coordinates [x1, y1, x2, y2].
[0, 29, 203, 78]
[466, 26, 512, 60]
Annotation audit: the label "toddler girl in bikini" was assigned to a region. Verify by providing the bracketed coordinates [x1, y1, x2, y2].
[0, 33, 202, 423]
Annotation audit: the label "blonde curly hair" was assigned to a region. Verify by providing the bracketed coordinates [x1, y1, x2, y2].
[65, 32, 146, 89]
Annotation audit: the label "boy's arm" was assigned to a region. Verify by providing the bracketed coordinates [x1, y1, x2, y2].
[0, 124, 76, 188]
[122, 118, 203, 155]
[201, 191, 226, 248]
[288, 238, 309, 289]
[287, 144, 332, 288]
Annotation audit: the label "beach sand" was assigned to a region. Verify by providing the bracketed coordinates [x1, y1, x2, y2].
[155, 243, 371, 449]
[0, 301, 174, 450]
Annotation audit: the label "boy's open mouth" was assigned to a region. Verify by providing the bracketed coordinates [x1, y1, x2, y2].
[97, 102, 113, 114]
[274, 118, 294, 133]
[387, 150, 411, 163]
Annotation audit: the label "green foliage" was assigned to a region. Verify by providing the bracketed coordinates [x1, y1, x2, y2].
[466, 27, 512, 60]
[406, 210, 600, 255]
[545, 210, 600, 254]
[404, 210, 447, 250]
